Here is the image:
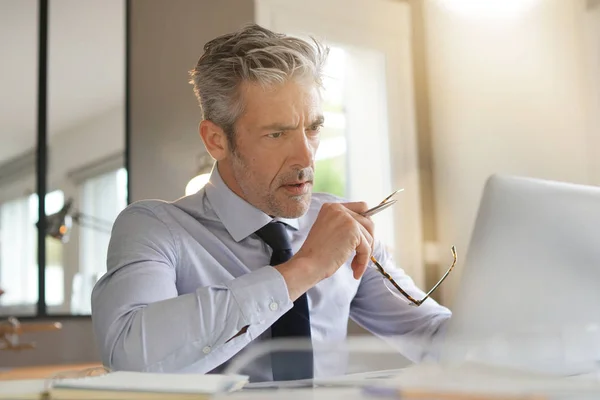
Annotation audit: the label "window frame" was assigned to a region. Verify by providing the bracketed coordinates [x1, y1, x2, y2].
[0, 0, 130, 319]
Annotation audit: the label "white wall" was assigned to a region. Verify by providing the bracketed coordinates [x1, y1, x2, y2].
[423, 0, 597, 305]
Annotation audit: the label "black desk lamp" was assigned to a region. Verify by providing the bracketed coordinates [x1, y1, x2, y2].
[41, 198, 113, 243]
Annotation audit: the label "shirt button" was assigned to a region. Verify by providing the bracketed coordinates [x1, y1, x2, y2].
[202, 346, 211, 354]
[269, 302, 279, 311]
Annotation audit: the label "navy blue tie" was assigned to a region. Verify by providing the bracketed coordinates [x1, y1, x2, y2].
[255, 221, 313, 381]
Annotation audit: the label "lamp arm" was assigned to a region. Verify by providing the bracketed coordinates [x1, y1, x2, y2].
[72, 212, 113, 234]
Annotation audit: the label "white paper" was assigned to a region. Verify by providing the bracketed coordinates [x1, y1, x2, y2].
[0, 379, 46, 399]
[52, 371, 248, 394]
[242, 368, 404, 389]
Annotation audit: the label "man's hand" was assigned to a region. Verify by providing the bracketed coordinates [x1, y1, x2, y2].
[276, 202, 375, 300]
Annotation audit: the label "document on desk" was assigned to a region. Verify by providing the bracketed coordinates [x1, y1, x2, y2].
[0, 379, 46, 400]
[0, 372, 249, 400]
[48, 371, 249, 399]
[242, 369, 404, 389]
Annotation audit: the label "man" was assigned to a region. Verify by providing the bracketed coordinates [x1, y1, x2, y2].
[91, 24, 451, 381]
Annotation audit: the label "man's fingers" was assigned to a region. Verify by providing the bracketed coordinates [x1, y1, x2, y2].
[341, 202, 376, 242]
[351, 227, 372, 279]
[352, 212, 375, 241]
[341, 201, 369, 215]
[357, 222, 374, 248]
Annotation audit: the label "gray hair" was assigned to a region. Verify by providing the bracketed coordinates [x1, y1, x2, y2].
[189, 24, 329, 151]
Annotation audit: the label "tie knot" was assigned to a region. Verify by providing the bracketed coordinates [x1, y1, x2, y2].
[255, 221, 291, 252]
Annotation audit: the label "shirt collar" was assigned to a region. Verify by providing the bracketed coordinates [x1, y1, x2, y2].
[204, 163, 300, 242]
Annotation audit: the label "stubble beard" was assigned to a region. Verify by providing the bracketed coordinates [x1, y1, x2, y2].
[230, 151, 312, 218]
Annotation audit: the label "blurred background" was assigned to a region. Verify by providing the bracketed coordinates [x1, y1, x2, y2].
[0, 0, 598, 371]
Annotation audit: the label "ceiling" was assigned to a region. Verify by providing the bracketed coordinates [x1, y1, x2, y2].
[0, 0, 125, 164]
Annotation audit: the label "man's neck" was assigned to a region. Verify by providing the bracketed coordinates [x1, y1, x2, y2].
[215, 161, 246, 201]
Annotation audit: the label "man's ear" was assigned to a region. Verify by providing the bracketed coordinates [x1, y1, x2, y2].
[199, 120, 229, 161]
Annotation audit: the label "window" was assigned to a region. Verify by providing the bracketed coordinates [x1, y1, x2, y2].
[1, 0, 127, 317]
[313, 47, 348, 198]
[0, 190, 65, 316]
[289, 39, 396, 251]
[71, 167, 127, 315]
[0, 196, 37, 312]
[257, 0, 425, 285]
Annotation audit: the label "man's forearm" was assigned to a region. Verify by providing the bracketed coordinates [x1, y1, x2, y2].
[93, 266, 292, 373]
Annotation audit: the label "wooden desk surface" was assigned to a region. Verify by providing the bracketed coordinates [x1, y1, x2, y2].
[0, 362, 102, 381]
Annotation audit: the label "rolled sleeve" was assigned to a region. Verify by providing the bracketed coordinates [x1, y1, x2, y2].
[227, 266, 293, 326]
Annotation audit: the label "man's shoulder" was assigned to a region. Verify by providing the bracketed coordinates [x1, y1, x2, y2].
[120, 199, 172, 214]
[115, 198, 182, 225]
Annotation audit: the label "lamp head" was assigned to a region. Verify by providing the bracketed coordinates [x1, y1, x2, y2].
[45, 198, 73, 243]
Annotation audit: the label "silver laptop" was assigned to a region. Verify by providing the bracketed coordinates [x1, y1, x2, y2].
[438, 174, 600, 375]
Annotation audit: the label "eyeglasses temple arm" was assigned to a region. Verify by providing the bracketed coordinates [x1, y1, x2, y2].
[418, 246, 457, 305]
[370, 256, 420, 305]
[378, 188, 404, 205]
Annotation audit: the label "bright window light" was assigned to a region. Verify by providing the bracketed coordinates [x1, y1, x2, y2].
[438, 0, 540, 19]
[185, 173, 211, 196]
[316, 137, 347, 161]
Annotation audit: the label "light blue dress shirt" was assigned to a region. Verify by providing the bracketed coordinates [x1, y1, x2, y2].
[91, 166, 451, 380]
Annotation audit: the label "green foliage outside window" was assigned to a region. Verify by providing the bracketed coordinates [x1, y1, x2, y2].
[313, 155, 346, 198]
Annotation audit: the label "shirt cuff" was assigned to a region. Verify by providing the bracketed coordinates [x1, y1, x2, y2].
[226, 266, 293, 326]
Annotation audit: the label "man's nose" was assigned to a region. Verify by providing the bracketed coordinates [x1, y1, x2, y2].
[291, 131, 315, 168]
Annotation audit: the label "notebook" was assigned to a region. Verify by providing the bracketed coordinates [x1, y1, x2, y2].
[0, 379, 47, 400]
[49, 371, 249, 399]
[0, 372, 249, 400]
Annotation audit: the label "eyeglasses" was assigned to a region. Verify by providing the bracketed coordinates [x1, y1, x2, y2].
[362, 190, 457, 307]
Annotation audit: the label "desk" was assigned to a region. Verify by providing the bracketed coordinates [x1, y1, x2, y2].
[0, 363, 102, 381]
[219, 387, 372, 399]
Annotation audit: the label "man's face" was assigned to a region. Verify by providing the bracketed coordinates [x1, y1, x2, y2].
[220, 79, 323, 218]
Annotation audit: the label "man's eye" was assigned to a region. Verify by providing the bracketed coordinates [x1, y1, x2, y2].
[268, 132, 283, 138]
[308, 125, 323, 134]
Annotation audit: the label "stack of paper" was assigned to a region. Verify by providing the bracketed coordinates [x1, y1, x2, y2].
[0, 379, 47, 400]
[0, 371, 249, 400]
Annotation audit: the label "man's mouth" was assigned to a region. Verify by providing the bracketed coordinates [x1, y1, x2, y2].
[282, 181, 312, 195]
